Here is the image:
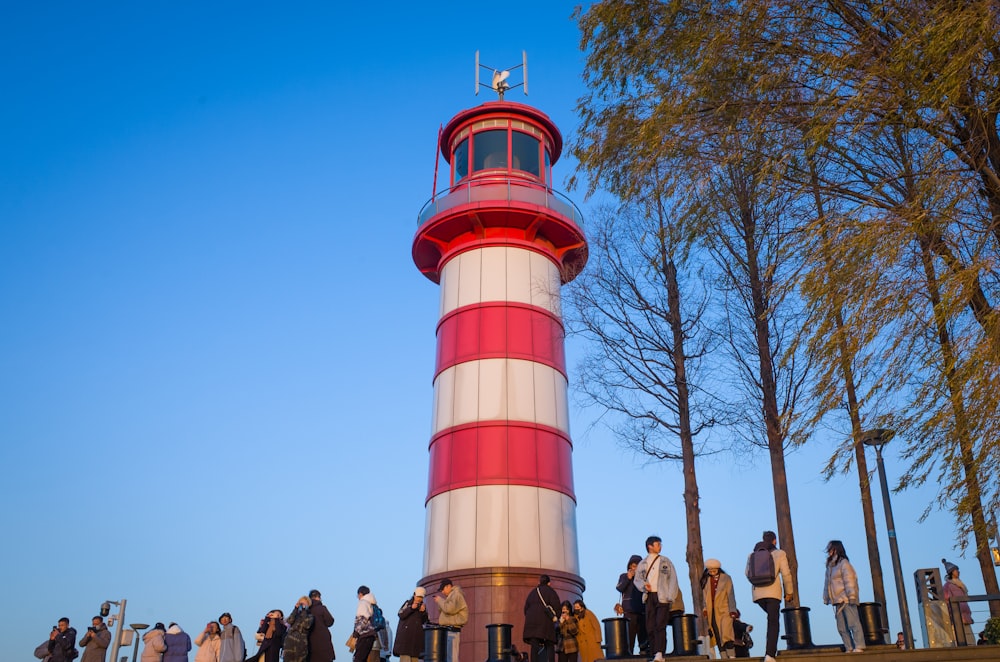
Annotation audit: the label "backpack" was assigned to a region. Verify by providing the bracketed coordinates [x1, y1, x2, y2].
[371, 603, 387, 631]
[747, 543, 776, 587]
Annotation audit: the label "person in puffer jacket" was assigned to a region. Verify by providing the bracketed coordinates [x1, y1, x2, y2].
[822, 541, 865, 653]
[141, 624, 167, 662]
[163, 623, 192, 662]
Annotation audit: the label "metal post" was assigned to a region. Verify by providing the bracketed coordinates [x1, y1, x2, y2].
[112, 600, 126, 662]
[873, 446, 914, 649]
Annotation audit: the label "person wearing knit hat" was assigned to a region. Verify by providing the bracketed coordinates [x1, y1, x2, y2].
[615, 554, 648, 655]
[393, 587, 429, 662]
[942, 559, 976, 645]
[701, 559, 738, 658]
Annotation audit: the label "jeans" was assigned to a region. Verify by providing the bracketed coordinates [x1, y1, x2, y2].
[833, 603, 865, 651]
[445, 630, 460, 662]
[755, 598, 781, 657]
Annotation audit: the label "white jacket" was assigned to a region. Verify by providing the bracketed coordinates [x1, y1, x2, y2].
[193, 632, 220, 662]
[746, 547, 793, 602]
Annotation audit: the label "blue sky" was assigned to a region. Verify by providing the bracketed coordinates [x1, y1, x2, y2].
[0, 2, 988, 658]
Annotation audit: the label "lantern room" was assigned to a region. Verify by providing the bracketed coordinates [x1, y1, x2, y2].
[413, 101, 586, 284]
[442, 101, 560, 186]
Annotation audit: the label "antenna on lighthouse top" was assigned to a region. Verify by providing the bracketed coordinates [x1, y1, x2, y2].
[475, 50, 528, 100]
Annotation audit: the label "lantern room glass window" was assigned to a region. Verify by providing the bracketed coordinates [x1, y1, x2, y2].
[453, 139, 469, 182]
[511, 131, 540, 177]
[474, 130, 508, 170]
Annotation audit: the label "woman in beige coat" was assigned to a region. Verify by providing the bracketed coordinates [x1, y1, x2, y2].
[701, 559, 738, 658]
[572, 600, 602, 662]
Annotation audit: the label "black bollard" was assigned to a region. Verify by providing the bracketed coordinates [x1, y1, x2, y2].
[486, 623, 513, 662]
[601, 617, 628, 659]
[424, 624, 448, 662]
[780, 607, 814, 650]
[670, 614, 700, 656]
[857, 603, 886, 647]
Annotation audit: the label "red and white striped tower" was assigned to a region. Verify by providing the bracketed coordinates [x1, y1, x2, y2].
[412, 100, 588, 660]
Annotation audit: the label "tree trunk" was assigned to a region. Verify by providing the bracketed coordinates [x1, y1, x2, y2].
[739, 200, 799, 605]
[665, 257, 707, 632]
[917, 235, 1000, 617]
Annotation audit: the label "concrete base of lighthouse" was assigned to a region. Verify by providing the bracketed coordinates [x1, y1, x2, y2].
[421, 567, 585, 660]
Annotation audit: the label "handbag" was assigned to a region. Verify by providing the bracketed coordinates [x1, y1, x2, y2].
[345, 634, 358, 652]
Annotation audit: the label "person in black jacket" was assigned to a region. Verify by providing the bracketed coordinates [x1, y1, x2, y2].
[254, 610, 286, 662]
[523, 575, 561, 662]
[308, 589, 336, 662]
[615, 555, 648, 655]
[48, 618, 78, 662]
[392, 587, 429, 662]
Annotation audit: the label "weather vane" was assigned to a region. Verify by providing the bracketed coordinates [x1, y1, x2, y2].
[475, 51, 528, 100]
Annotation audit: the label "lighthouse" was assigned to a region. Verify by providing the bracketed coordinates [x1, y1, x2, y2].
[412, 93, 588, 660]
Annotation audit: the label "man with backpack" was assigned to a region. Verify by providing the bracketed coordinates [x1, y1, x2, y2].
[352, 586, 380, 662]
[745, 531, 793, 662]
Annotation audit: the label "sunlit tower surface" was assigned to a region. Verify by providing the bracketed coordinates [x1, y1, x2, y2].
[412, 61, 588, 660]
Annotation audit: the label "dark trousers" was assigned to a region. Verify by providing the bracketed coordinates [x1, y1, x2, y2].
[645, 593, 671, 655]
[624, 611, 648, 654]
[755, 598, 781, 657]
[527, 638, 554, 662]
[354, 635, 376, 662]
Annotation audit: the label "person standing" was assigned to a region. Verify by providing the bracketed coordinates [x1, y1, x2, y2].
[285, 597, 315, 662]
[49, 618, 78, 662]
[731, 611, 752, 658]
[942, 559, 976, 645]
[255, 611, 286, 662]
[352, 587, 379, 662]
[523, 574, 560, 662]
[164, 623, 192, 662]
[556, 602, 579, 662]
[80, 616, 112, 662]
[745, 531, 793, 662]
[433, 578, 468, 662]
[615, 555, 647, 656]
[141, 624, 167, 662]
[218, 614, 245, 662]
[194, 622, 221, 662]
[572, 601, 602, 662]
[393, 587, 429, 662]
[308, 589, 336, 662]
[634, 535, 680, 662]
[701, 559, 738, 658]
[822, 541, 865, 653]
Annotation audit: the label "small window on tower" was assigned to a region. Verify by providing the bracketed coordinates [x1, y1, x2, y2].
[474, 130, 508, 171]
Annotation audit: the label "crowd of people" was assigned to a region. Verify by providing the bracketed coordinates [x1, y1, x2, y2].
[38, 533, 982, 662]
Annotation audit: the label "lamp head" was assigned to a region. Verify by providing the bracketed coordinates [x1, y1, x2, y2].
[861, 428, 894, 448]
[100, 602, 111, 617]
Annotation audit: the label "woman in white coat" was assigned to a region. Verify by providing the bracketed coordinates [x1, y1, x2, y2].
[822, 541, 865, 653]
[701, 559, 738, 658]
[194, 622, 221, 662]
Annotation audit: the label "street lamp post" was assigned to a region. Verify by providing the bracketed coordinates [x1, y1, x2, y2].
[861, 429, 914, 649]
[130, 624, 149, 662]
